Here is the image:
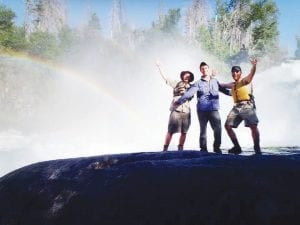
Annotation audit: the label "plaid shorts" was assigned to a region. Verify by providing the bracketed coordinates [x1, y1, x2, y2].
[168, 111, 191, 134]
[225, 101, 259, 128]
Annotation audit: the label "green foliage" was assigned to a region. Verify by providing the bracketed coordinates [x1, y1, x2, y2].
[199, 26, 213, 51]
[0, 4, 15, 33]
[204, 0, 279, 61]
[198, 25, 231, 60]
[0, 1, 281, 63]
[152, 8, 181, 34]
[0, 4, 16, 47]
[28, 32, 60, 59]
[58, 25, 79, 53]
[4, 26, 28, 50]
[250, 0, 279, 54]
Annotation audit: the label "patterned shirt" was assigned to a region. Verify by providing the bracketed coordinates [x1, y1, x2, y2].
[166, 78, 191, 113]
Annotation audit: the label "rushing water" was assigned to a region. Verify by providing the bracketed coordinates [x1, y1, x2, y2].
[0, 40, 300, 176]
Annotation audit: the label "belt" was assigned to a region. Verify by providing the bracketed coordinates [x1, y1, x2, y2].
[234, 100, 251, 106]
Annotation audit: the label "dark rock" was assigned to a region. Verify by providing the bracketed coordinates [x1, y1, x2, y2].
[1, 151, 300, 225]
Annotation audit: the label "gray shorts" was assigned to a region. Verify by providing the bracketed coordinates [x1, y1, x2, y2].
[225, 102, 259, 128]
[168, 111, 191, 134]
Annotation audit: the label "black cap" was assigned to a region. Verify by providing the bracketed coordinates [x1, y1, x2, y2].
[231, 66, 242, 72]
[180, 71, 194, 82]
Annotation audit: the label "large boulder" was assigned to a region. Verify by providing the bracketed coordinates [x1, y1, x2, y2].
[1, 151, 300, 225]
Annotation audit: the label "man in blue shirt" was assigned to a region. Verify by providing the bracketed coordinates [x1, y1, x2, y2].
[174, 62, 230, 153]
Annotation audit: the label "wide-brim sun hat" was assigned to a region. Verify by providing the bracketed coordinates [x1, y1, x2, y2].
[180, 71, 194, 82]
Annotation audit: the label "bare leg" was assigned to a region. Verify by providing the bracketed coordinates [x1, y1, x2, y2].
[163, 132, 173, 151]
[225, 124, 237, 141]
[225, 124, 241, 154]
[178, 133, 186, 151]
[249, 124, 261, 154]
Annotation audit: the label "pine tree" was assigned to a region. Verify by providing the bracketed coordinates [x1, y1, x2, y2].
[24, 0, 68, 37]
[185, 0, 210, 43]
[152, 7, 181, 34]
[110, 0, 124, 39]
[214, 0, 252, 55]
[0, 4, 17, 47]
[295, 36, 300, 59]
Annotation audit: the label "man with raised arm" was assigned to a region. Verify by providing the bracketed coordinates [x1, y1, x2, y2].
[222, 58, 261, 155]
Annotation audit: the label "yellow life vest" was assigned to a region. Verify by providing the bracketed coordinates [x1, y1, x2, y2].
[232, 80, 251, 103]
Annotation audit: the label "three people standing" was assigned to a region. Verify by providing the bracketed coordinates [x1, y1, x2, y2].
[157, 58, 261, 155]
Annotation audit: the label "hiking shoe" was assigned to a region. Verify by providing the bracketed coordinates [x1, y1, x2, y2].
[163, 145, 168, 152]
[254, 145, 262, 155]
[200, 148, 208, 153]
[178, 145, 183, 151]
[228, 146, 242, 154]
[213, 147, 222, 154]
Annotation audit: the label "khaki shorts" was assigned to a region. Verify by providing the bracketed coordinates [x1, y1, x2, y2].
[168, 111, 191, 134]
[225, 102, 259, 128]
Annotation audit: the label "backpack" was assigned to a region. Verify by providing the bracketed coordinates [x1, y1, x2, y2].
[249, 83, 256, 109]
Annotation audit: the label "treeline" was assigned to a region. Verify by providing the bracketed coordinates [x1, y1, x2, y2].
[0, 0, 285, 63]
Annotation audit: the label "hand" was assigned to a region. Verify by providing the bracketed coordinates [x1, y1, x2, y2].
[250, 58, 257, 66]
[172, 100, 178, 108]
[155, 59, 161, 67]
[211, 69, 219, 76]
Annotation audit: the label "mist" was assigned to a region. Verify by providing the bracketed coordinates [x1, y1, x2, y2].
[0, 35, 299, 176]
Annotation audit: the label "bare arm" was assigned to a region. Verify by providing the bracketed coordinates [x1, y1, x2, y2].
[155, 60, 168, 81]
[218, 82, 232, 96]
[219, 82, 234, 89]
[242, 58, 257, 85]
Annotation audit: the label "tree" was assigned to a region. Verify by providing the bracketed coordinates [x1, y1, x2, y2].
[110, 0, 125, 39]
[152, 8, 181, 34]
[24, 0, 68, 37]
[4, 27, 28, 50]
[0, 4, 16, 47]
[196, 0, 279, 61]
[57, 25, 79, 55]
[250, 0, 279, 55]
[85, 12, 101, 40]
[185, 0, 210, 43]
[28, 31, 60, 59]
[295, 36, 300, 59]
[213, 0, 252, 55]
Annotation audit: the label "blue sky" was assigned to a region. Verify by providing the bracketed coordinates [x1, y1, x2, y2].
[1, 0, 300, 56]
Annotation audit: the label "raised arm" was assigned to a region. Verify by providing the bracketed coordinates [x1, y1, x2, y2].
[219, 82, 234, 89]
[155, 59, 168, 81]
[242, 58, 257, 85]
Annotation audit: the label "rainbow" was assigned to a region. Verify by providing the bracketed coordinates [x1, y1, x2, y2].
[0, 51, 139, 118]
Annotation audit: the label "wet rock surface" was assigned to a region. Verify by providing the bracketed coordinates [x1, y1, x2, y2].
[1, 151, 300, 225]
